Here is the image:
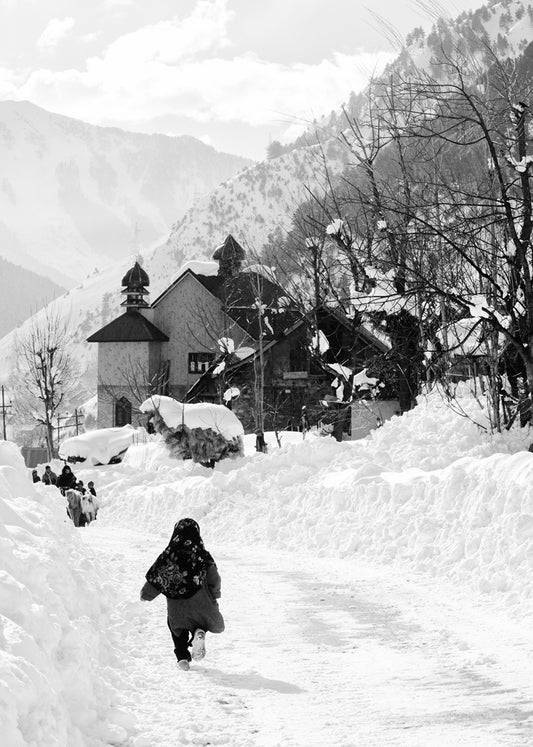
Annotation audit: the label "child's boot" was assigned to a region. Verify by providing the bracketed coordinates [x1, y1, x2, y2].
[191, 629, 206, 661]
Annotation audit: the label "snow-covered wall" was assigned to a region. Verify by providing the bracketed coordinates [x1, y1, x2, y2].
[0, 441, 136, 746]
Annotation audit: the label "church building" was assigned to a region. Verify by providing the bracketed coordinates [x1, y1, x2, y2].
[87, 235, 295, 428]
[88, 234, 394, 435]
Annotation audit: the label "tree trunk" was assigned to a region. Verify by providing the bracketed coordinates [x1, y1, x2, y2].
[45, 420, 55, 461]
[520, 357, 533, 427]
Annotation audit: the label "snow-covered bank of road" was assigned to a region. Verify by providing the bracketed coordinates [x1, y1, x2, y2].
[81, 526, 533, 747]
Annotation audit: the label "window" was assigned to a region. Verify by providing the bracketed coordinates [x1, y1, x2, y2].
[115, 396, 132, 426]
[289, 344, 308, 373]
[188, 352, 215, 374]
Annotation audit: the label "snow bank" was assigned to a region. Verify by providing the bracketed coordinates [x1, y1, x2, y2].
[59, 425, 138, 465]
[140, 395, 244, 440]
[101, 387, 533, 617]
[0, 442, 136, 746]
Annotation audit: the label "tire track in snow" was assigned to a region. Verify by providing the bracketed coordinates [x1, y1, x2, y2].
[80, 527, 533, 747]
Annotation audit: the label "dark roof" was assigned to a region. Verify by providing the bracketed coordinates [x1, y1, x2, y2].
[151, 267, 297, 340]
[212, 234, 246, 262]
[185, 306, 390, 401]
[87, 311, 168, 343]
[122, 261, 149, 288]
[196, 271, 298, 339]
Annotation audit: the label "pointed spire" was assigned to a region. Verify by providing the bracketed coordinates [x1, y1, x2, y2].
[121, 261, 150, 310]
[212, 234, 246, 279]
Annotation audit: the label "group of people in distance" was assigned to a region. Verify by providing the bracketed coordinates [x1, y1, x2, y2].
[32, 463, 99, 527]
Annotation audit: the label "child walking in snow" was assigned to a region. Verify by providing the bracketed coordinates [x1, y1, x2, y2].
[139, 518, 224, 671]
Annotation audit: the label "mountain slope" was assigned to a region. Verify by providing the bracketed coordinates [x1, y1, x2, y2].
[0, 101, 251, 286]
[0, 256, 65, 337]
[0, 139, 349, 393]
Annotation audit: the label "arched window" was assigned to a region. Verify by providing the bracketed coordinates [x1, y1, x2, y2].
[115, 396, 132, 426]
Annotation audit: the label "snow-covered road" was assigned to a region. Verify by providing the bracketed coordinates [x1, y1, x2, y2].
[81, 526, 533, 747]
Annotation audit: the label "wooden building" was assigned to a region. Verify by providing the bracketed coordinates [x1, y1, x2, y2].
[88, 235, 391, 434]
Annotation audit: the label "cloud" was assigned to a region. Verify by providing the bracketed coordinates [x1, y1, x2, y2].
[12, 1, 393, 136]
[18, 49, 393, 126]
[37, 17, 75, 49]
[81, 31, 103, 44]
[101, 0, 232, 66]
[0, 66, 18, 97]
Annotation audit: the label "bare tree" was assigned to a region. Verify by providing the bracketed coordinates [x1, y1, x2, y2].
[97, 355, 170, 421]
[12, 309, 77, 459]
[287, 42, 533, 429]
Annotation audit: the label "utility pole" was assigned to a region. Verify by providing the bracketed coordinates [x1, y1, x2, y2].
[1, 385, 12, 440]
[56, 409, 82, 445]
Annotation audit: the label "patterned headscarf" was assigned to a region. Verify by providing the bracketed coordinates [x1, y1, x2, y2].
[145, 518, 214, 599]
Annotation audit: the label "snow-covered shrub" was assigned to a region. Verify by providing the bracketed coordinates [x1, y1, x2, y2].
[140, 395, 244, 466]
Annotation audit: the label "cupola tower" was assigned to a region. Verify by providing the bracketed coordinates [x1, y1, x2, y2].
[121, 261, 150, 311]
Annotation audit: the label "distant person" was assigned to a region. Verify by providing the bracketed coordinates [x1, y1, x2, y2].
[41, 465, 57, 486]
[87, 481, 99, 519]
[140, 518, 224, 671]
[65, 489, 83, 527]
[80, 491, 98, 523]
[32, 469, 41, 483]
[56, 465, 77, 495]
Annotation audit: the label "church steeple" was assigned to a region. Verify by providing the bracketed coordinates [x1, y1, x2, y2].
[121, 261, 150, 311]
[212, 234, 246, 280]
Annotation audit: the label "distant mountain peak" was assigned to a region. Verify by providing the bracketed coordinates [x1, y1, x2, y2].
[0, 100, 251, 286]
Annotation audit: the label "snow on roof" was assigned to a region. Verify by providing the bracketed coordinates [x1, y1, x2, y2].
[59, 425, 137, 465]
[327, 362, 353, 380]
[140, 395, 244, 440]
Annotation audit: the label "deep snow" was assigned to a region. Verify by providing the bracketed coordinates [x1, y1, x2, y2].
[2, 386, 533, 745]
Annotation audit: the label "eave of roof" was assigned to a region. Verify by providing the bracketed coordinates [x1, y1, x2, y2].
[86, 311, 169, 343]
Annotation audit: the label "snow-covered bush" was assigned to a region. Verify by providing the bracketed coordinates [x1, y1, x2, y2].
[140, 395, 244, 466]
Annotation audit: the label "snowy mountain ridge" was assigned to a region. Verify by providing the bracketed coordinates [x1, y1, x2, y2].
[0, 100, 251, 286]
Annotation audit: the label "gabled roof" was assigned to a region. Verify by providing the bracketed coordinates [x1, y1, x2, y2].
[152, 267, 298, 341]
[185, 306, 390, 400]
[87, 311, 169, 343]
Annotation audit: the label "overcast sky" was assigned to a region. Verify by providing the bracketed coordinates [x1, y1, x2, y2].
[1, 0, 484, 160]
